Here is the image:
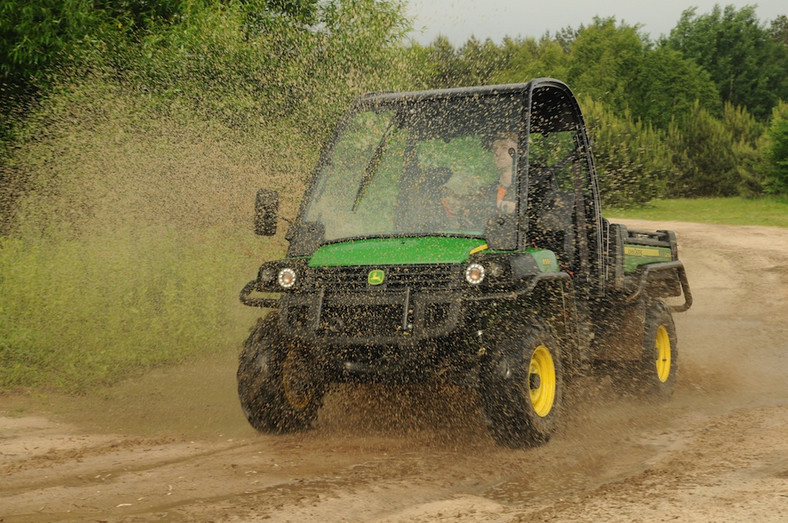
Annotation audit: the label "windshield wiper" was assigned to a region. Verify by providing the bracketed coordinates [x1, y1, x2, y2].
[351, 120, 396, 212]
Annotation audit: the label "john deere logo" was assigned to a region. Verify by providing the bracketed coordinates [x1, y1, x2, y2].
[368, 269, 385, 286]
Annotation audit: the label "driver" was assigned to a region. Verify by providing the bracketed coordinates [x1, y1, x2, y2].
[440, 171, 482, 229]
[438, 132, 519, 229]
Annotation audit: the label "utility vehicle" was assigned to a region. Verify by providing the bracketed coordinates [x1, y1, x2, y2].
[238, 78, 692, 447]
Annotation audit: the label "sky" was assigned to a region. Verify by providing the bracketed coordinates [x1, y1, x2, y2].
[405, 0, 787, 45]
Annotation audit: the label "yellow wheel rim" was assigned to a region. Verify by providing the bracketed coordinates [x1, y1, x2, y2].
[528, 344, 556, 417]
[655, 325, 671, 383]
[282, 351, 313, 410]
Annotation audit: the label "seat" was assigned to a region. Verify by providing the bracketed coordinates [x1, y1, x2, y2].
[528, 164, 576, 268]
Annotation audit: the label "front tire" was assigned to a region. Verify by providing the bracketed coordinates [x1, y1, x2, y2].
[237, 316, 326, 433]
[479, 323, 563, 447]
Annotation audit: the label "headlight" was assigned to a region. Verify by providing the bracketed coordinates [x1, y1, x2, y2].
[277, 268, 297, 288]
[465, 263, 485, 285]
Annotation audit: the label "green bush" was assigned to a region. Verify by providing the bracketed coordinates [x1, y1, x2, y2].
[761, 101, 788, 194]
[666, 101, 741, 197]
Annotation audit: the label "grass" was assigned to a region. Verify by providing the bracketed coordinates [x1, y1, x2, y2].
[607, 196, 788, 228]
[0, 225, 273, 393]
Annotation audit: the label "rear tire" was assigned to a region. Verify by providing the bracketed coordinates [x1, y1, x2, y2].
[637, 299, 678, 399]
[237, 316, 326, 433]
[608, 299, 678, 399]
[479, 322, 563, 447]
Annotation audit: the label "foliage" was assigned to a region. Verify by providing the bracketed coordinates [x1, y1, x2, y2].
[565, 17, 648, 116]
[1, 0, 103, 87]
[723, 101, 767, 197]
[0, 0, 190, 135]
[665, 4, 788, 119]
[416, 35, 513, 88]
[494, 36, 569, 85]
[663, 100, 768, 199]
[759, 101, 788, 195]
[581, 97, 675, 206]
[494, 18, 722, 130]
[0, 1, 321, 91]
[104, 0, 413, 134]
[626, 46, 720, 129]
[666, 101, 742, 197]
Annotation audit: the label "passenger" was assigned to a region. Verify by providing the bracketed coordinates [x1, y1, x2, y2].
[490, 132, 518, 213]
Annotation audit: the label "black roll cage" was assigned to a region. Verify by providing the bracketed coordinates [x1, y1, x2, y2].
[289, 78, 604, 290]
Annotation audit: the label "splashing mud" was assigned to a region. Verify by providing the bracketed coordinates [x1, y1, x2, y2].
[1, 220, 786, 521]
[0, 82, 317, 391]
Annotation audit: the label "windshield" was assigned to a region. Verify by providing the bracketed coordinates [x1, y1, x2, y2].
[302, 93, 524, 242]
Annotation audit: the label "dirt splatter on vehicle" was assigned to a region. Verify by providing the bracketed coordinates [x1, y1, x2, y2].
[237, 80, 692, 447]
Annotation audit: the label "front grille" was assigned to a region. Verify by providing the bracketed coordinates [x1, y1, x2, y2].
[279, 290, 462, 343]
[309, 264, 459, 291]
[424, 302, 451, 325]
[285, 305, 311, 330]
[320, 302, 405, 337]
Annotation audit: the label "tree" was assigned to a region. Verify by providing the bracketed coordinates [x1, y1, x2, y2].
[456, 37, 508, 86]
[1, 0, 98, 88]
[0, 0, 193, 95]
[667, 101, 740, 197]
[720, 102, 766, 197]
[494, 36, 569, 84]
[581, 96, 675, 206]
[420, 35, 511, 88]
[565, 17, 648, 116]
[419, 36, 461, 88]
[771, 15, 788, 45]
[665, 4, 788, 119]
[760, 101, 788, 194]
[628, 46, 720, 129]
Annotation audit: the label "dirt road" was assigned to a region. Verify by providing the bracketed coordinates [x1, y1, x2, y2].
[2, 221, 787, 522]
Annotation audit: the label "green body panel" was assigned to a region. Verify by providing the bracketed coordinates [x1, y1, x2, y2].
[527, 249, 558, 272]
[308, 237, 488, 267]
[623, 244, 672, 273]
[307, 236, 559, 274]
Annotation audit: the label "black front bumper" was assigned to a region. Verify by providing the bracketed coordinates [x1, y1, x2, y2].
[279, 289, 479, 384]
[278, 289, 463, 345]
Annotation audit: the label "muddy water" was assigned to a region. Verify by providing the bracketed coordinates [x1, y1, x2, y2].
[1, 221, 787, 522]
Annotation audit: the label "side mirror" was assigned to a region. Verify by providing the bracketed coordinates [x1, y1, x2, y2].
[254, 189, 279, 236]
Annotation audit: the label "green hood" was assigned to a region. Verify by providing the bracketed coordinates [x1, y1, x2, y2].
[308, 237, 488, 267]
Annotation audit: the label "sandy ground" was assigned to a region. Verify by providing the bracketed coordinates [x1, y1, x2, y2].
[1, 221, 787, 522]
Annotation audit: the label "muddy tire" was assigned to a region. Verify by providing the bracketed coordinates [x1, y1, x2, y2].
[636, 299, 678, 399]
[237, 316, 325, 433]
[479, 322, 563, 447]
[605, 300, 678, 399]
